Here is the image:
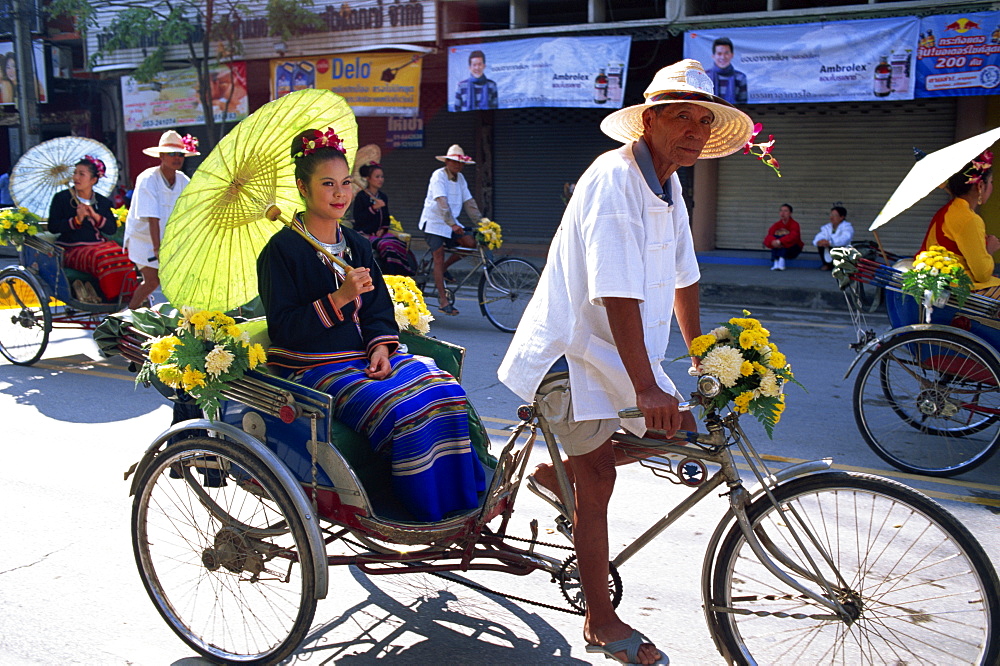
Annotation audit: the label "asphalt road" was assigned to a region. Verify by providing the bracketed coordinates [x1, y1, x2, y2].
[1, 296, 998, 665]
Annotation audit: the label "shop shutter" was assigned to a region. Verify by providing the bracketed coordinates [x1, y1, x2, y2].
[715, 98, 957, 258]
[493, 107, 620, 242]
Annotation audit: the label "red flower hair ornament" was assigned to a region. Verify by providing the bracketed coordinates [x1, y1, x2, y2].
[296, 128, 346, 158]
[82, 154, 106, 179]
[964, 150, 993, 185]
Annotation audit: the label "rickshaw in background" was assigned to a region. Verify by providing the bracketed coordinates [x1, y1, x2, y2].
[837, 126, 1000, 477]
[0, 136, 130, 366]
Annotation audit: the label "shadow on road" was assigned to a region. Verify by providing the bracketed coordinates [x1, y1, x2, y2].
[293, 566, 583, 663]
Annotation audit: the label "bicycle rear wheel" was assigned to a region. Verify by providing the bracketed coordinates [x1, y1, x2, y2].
[132, 438, 318, 664]
[711, 471, 999, 665]
[478, 257, 540, 332]
[853, 331, 1000, 476]
[0, 268, 50, 365]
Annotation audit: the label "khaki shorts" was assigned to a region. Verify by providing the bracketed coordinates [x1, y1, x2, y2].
[534, 372, 620, 457]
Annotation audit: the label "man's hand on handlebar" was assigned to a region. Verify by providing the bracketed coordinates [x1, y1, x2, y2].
[635, 385, 684, 437]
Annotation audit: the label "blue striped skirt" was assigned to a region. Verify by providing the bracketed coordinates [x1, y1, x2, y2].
[301, 353, 486, 522]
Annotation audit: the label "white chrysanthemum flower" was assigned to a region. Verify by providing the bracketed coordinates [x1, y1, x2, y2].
[416, 313, 433, 335]
[240, 331, 251, 345]
[393, 303, 409, 330]
[711, 326, 730, 341]
[701, 345, 744, 387]
[913, 262, 925, 270]
[759, 370, 781, 397]
[930, 267, 939, 276]
[204, 344, 235, 377]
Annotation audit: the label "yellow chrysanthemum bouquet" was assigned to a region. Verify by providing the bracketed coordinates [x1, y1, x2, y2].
[685, 311, 801, 437]
[0, 207, 41, 248]
[135, 307, 267, 420]
[475, 217, 503, 251]
[901, 245, 973, 310]
[384, 275, 434, 335]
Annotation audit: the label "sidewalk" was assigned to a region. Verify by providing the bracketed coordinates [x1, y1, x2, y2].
[2, 244, 850, 311]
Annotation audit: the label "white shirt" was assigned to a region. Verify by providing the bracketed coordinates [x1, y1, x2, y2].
[418, 167, 472, 237]
[123, 166, 190, 267]
[812, 221, 854, 248]
[498, 143, 700, 437]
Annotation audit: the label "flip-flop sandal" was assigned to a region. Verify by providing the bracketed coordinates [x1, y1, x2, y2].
[586, 630, 669, 665]
[438, 304, 459, 316]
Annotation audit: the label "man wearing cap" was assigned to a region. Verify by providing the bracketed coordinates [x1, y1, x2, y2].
[499, 59, 753, 664]
[417, 144, 484, 315]
[124, 130, 199, 309]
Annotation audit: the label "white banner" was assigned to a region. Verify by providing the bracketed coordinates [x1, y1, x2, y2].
[685, 17, 920, 104]
[447, 36, 631, 111]
[122, 63, 248, 132]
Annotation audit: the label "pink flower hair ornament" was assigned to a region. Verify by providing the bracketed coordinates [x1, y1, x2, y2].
[743, 122, 781, 177]
[181, 134, 199, 154]
[82, 154, 106, 179]
[296, 128, 346, 158]
[964, 150, 993, 185]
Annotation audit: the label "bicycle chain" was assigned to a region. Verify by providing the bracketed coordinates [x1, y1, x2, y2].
[500, 532, 575, 552]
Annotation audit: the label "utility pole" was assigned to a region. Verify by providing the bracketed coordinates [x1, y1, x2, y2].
[13, 0, 39, 152]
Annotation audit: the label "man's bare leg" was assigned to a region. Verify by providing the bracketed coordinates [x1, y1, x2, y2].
[572, 439, 664, 664]
[128, 266, 159, 310]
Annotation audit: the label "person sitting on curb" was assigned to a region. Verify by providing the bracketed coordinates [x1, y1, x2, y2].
[813, 204, 854, 271]
[763, 203, 803, 271]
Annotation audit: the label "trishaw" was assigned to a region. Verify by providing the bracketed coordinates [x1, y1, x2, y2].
[0, 232, 136, 365]
[96, 311, 999, 665]
[837, 248, 1000, 477]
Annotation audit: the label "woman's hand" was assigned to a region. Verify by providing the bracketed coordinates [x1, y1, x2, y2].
[336, 267, 375, 302]
[366, 344, 391, 379]
[370, 198, 385, 210]
[987, 234, 1000, 255]
[76, 203, 98, 224]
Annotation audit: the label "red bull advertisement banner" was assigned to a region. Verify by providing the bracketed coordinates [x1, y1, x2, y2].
[916, 12, 1000, 97]
[269, 52, 422, 117]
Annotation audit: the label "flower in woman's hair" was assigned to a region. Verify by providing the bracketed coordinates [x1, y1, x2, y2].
[204, 345, 235, 377]
[701, 345, 744, 387]
[181, 134, 199, 153]
[83, 155, 106, 179]
[299, 128, 346, 157]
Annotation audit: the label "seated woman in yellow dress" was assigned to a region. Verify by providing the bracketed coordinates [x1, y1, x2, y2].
[920, 150, 1000, 298]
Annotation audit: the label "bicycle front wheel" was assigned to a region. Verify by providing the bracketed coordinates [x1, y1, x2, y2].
[132, 438, 318, 664]
[711, 472, 999, 665]
[0, 268, 51, 365]
[853, 331, 1000, 476]
[478, 257, 540, 332]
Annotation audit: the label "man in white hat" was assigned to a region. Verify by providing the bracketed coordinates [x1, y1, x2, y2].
[499, 59, 753, 664]
[124, 130, 200, 309]
[417, 144, 484, 315]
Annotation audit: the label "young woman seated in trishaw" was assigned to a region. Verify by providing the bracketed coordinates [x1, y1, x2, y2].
[255, 128, 488, 524]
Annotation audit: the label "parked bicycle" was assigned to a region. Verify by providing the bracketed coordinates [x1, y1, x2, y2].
[412, 243, 540, 333]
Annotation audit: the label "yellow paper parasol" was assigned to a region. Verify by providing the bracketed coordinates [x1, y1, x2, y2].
[869, 126, 1000, 231]
[159, 89, 358, 311]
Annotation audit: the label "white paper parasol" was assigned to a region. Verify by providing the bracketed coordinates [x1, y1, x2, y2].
[869, 126, 1000, 231]
[8, 137, 119, 221]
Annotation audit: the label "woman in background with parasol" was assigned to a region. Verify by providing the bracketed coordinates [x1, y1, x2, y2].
[256, 128, 486, 522]
[47, 156, 133, 304]
[919, 150, 1000, 298]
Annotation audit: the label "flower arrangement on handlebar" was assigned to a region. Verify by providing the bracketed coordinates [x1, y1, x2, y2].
[136, 307, 268, 420]
[900, 245, 973, 310]
[0, 207, 41, 249]
[475, 217, 503, 250]
[683, 311, 801, 437]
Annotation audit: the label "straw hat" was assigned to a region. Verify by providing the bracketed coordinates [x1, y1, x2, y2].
[600, 59, 753, 159]
[436, 144, 475, 164]
[142, 130, 201, 157]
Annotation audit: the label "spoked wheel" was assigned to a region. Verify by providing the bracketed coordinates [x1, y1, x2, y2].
[0, 268, 51, 365]
[132, 437, 317, 664]
[478, 257, 540, 332]
[711, 472, 999, 666]
[853, 331, 1000, 476]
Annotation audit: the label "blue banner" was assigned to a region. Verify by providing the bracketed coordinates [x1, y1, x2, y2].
[685, 17, 919, 104]
[916, 12, 1000, 97]
[447, 36, 631, 112]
